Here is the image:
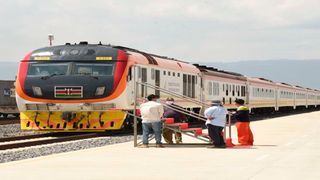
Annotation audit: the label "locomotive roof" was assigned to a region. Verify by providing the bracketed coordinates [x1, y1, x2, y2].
[27, 42, 121, 61]
[193, 64, 244, 77]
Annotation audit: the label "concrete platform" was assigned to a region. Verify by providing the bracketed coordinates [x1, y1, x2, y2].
[1, 111, 320, 180]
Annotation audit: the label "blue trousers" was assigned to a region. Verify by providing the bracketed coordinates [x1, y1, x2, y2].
[142, 121, 162, 145]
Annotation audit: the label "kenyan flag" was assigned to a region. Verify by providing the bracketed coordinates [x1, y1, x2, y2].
[55, 86, 83, 98]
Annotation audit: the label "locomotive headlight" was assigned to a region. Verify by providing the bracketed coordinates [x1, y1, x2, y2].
[32, 86, 42, 96]
[95, 86, 105, 96]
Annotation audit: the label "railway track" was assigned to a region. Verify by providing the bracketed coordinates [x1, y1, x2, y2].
[0, 133, 104, 151]
[0, 118, 20, 125]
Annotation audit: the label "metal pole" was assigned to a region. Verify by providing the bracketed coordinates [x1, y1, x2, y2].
[228, 114, 232, 139]
[48, 34, 54, 46]
[223, 120, 227, 142]
[133, 67, 138, 147]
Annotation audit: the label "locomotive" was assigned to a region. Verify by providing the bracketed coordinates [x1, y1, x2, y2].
[16, 42, 320, 131]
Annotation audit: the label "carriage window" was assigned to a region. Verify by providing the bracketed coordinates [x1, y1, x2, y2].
[183, 74, 187, 96]
[141, 68, 147, 97]
[128, 67, 132, 81]
[208, 82, 213, 95]
[183, 74, 196, 98]
[151, 68, 155, 80]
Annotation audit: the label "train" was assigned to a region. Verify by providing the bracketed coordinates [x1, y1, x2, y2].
[15, 42, 320, 131]
[0, 80, 19, 118]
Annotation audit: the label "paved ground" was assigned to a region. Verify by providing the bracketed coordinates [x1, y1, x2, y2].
[1, 111, 320, 180]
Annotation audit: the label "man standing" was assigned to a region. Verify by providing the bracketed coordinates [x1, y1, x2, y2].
[234, 99, 254, 146]
[162, 97, 186, 144]
[204, 100, 228, 148]
[140, 94, 164, 148]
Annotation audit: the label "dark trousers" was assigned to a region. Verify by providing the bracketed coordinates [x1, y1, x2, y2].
[207, 124, 225, 146]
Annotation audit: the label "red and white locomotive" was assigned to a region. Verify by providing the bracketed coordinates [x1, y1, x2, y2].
[16, 42, 320, 131]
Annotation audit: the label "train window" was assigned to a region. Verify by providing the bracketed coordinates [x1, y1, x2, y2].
[138, 67, 141, 79]
[155, 70, 160, 96]
[183, 74, 187, 96]
[151, 69, 155, 80]
[163, 71, 166, 75]
[127, 67, 132, 81]
[141, 68, 147, 97]
[191, 75, 196, 98]
[27, 63, 69, 77]
[208, 82, 213, 95]
[73, 63, 114, 76]
[212, 82, 219, 96]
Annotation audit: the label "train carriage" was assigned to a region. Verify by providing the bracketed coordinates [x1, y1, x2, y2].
[247, 77, 277, 112]
[276, 83, 296, 110]
[195, 65, 247, 110]
[306, 88, 318, 108]
[0, 80, 19, 118]
[293, 86, 308, 109]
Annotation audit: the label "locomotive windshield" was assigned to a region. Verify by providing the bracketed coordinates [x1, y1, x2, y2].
[27, 62, 115, 77]
[27, 63, 69, 77]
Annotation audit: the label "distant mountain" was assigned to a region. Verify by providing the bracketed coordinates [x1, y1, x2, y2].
[0, 60, 319, 89]
[200, 60, 320, 89]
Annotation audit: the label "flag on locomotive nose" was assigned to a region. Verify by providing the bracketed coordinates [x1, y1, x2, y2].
[55, 86, 83, 98]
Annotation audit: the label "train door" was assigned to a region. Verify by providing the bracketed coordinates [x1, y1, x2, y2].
[149, 68, 160, 96]
[141, 67, 147, 98]
[155, 69, 160, 96]
[183, 74, 196, 98]
[275, 88, 279, 111]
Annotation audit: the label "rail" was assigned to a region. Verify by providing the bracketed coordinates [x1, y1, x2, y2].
[0, 133, 102, 151]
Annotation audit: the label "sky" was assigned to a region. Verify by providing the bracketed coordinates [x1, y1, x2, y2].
[1, 0, 320, 62]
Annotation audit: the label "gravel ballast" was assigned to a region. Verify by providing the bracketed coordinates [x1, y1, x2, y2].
[0, 124, 142, 163]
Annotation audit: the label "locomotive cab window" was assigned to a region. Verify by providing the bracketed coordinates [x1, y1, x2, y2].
[27, 63, 69, 77]
[74, 63, 114, 76]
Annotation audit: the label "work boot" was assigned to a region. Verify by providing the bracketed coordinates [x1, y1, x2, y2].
[139, 144, 149, 148]
[156, 144, 164, 148]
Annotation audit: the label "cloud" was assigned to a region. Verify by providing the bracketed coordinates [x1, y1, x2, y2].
[1, 0, 320, 62]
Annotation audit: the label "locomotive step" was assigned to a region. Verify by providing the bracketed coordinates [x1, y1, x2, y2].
[163, 118, 175, 124]
[181, 128, 203, 136]
[166, 123, 189, 129]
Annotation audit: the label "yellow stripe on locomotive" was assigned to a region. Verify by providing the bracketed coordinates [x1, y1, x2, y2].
[20, 110, 127, 131]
